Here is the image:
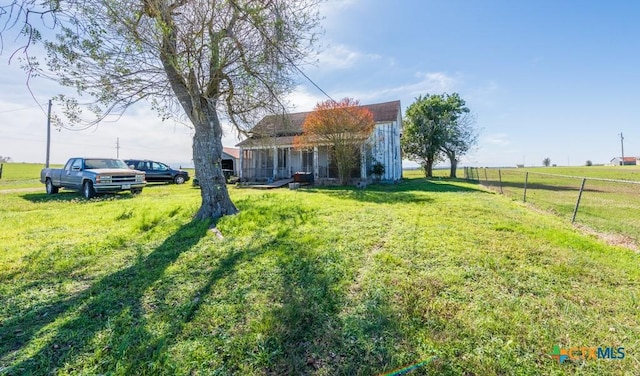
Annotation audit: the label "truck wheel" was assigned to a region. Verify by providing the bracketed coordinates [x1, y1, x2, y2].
[46, 179, 59, 194]
[174, 175, 186, 184]
[82, 181, 96, 199]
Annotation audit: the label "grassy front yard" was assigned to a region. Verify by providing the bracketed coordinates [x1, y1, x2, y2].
[1, 173, 638, 375]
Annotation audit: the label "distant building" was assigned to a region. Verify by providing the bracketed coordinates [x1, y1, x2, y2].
[222, 147, 240, 175]
[609, 156, 638, 166]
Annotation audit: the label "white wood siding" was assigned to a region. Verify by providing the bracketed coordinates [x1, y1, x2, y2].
[368, 120, 402, 181]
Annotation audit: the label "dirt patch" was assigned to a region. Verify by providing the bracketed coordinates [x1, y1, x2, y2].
[573, 223, 639, 252]
[517, 200, 639, 252]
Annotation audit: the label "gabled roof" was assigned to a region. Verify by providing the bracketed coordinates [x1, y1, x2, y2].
[237, 100, 401, 147]
[222, 147, 240, 159]
[611, 157, 638, 162]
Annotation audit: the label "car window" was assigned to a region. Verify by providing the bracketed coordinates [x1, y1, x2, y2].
[64, 159, 75, 170]
[84, 159, 129, 169]
[71, 159, 83, 170]
[152, 162, 168, 171]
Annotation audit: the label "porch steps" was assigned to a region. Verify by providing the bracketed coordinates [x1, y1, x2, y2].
[237, 178, 294, 189]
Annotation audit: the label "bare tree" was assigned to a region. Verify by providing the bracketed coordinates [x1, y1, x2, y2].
[0, 0, 321, 221]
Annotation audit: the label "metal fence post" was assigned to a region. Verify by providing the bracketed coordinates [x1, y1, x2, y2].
[484, 168, 488, 185]
[0, 163, 3, 179]
[498, 169, 503, 194]
[523, 172, 529, 202]
[572, 178, 587, 223]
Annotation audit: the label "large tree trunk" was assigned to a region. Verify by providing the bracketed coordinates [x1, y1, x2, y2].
[423, 158, 434, 178]
[192, 108, 238, 221]
[159, 28, 237, 222]
[449, 159, 457, 178]
[448, 152, 458, 178]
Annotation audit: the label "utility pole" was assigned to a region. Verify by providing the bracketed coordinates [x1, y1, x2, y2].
[619, 132, 625, 166]
[46, 99, 52, 168]
[116, 137, 120, 158]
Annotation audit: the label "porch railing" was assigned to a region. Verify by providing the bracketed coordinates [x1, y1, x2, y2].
[242, 167, 293, 180]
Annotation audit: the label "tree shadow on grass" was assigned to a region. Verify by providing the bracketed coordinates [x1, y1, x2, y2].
[123, 204, 424, 374]
[305, 178, 487, 204]
[0, 219, 211, 374]
[255, 237, 443, 375]
[265, 252, 412, 375]
[2, 198, 446, 374]
[20, 191, 137, 203]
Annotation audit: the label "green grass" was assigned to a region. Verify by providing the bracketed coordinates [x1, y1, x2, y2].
[524, 165, 640, 181]
[1, 174, 639, 375]
[0, 163, 62, 190]
[473, 166, 640, 248]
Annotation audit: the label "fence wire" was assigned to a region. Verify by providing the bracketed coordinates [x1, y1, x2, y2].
[464, 167, 640, 247]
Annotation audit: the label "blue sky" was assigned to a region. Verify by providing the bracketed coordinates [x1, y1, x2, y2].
[1, 0, 639, 167]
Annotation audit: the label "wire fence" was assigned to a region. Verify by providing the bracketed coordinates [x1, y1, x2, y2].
[463, 167, 640, 248]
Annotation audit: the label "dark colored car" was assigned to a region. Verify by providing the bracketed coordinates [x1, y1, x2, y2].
[124, 159, 190, 184]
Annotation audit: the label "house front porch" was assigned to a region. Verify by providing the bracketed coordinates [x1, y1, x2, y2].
[240, 145, 364, 185]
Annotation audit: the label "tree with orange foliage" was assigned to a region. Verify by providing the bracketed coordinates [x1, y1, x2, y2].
[294, 98, 375, 185]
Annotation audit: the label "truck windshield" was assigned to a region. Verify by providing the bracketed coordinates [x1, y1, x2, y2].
[84, 159, 130, 170]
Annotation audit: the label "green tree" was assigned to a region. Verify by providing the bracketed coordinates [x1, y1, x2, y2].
[1, 0, 321, 221]
[402, 93, 470, 177]
[440, 112, 478, 178]
[543, 158, 551, 167]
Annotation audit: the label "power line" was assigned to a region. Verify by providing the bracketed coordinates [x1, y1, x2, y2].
[0, 104, 42, 114]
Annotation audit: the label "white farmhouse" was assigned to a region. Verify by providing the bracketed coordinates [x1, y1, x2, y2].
[237, 100, 403, 184]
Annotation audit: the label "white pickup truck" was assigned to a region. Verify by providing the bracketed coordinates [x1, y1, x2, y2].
[40, 158, 146, 198]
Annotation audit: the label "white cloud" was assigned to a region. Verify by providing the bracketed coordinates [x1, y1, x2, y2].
[482, 133, 511, 146]
[312, 43, 382, 71]
[320, 0, 360, 19]
[0, 97, 195, 166]
[318, 71, 459, 104]
[412, 72, 458, 93]
[465, 80, 501, 109]
[286, 85, 327, 112]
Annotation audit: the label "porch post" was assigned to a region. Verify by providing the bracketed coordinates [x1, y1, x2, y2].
[239, 147, 244, 178]
[273, 146, 278, 179]
[288, 147, 292, 177]
[313, 146, 319, 180]
[360, 143, 367, 179]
